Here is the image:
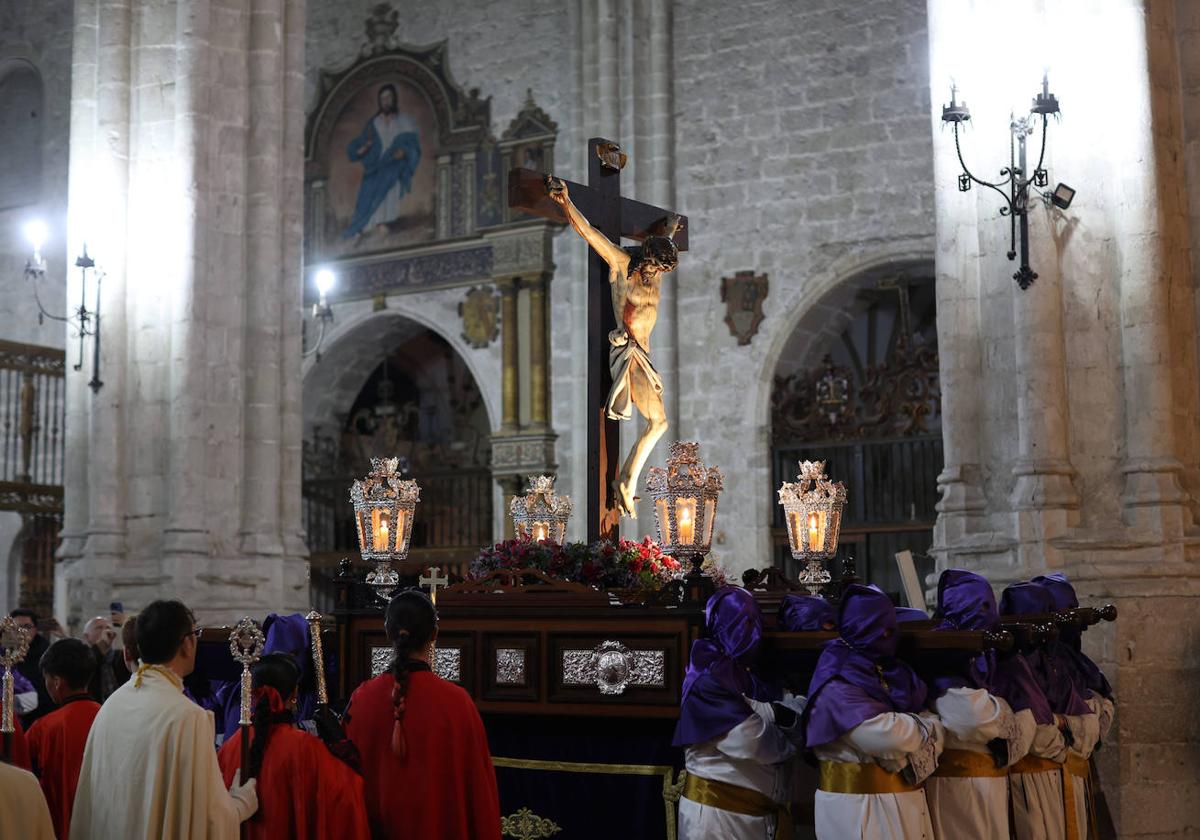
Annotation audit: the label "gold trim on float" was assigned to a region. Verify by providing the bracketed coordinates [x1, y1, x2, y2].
[501, 806, 562, 840]
[492, 757, 687, 840]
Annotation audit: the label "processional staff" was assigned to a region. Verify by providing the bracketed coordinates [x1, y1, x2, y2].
[229, 617, 265, 780]
[305, 611, 328, 706]
[1, 615, 32, 762]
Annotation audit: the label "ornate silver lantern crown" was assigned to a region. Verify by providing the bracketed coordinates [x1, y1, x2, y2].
[509, 475, 572, 543]
[350, 457, 420, 601]
[645, 441, 724, 557]
[778, 460, 847, 595]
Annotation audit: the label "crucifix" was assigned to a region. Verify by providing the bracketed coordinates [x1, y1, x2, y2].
[508, 137, 689, 542]
[419, 565, 449, 605]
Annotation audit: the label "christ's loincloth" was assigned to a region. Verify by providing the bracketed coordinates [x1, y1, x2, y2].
[607, 329, 664, 421]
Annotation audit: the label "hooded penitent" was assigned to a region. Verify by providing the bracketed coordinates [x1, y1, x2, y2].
[933, 570, 1054, 724]
[1031, 573, 1113, 700]
[1000, 582, 1091, 717]
[219, 614, 317, 738]
[673, 586, 781, 747]
[802, 584, 928, 750]
[778, 594, 836, 632]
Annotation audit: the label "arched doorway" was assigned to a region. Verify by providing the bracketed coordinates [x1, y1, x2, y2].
[303, 325, 492, 604]
[770, 273, 941, 598]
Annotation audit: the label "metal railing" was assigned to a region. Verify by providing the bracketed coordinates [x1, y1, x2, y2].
[0, 340, 66, 514]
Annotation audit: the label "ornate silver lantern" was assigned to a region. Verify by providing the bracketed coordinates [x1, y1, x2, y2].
[646, 441, 723, 574]
[778, 460, 847, 595]
[350, 457, 420, 601]
[509, 475, 573, 543]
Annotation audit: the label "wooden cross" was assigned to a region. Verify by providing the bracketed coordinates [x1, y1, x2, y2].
[419, 565, 449, 604]
[508, 137, 689, 542]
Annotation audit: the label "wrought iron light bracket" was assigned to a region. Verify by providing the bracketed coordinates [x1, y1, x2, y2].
[941, 75, 1067, 290]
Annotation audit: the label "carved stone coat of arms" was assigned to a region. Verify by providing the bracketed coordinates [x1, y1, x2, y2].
[721, 270, 768, 346]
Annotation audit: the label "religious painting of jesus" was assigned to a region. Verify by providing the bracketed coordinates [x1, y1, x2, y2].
[325, 79, 438, 254]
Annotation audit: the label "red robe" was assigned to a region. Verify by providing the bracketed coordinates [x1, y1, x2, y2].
[26, 696, 100, 840]
[346, 671, 502, 840]
[3, 715, 33, 771]
[217, 722, 370, 840]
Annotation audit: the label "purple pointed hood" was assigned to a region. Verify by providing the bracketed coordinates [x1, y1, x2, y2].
[801, 584, 928, 750]
[674, 587, 780, 747]
[1001, 582, 1091, 716]
[778, 594, 836, 632]
[931, 569, 1052, 722]
[1031, 573, 1112, 700]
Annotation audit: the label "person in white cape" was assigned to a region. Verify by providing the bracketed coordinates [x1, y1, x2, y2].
[0, 759, 55, 840]
[801, 584, 944, 840]
[70, 599, 257, 840]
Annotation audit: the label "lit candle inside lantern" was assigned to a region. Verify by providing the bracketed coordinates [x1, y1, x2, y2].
[373, 513, 390, 551]
[679, 503, 695, 545]
[807, 512, 820, 551]
[532, 522, 549, 542]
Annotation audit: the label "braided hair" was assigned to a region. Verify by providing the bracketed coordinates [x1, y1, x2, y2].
[384, 590, 438, 759]
[246, 653, 301, 779]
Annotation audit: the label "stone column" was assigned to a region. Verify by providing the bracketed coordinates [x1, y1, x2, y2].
[926, 4, 989, 570]
[58, 0, 309, 624]
[526, 273, 549, 429]
[1111, 3, 1192, 539]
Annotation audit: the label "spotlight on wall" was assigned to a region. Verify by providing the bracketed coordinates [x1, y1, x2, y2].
[303, 267, 336, 362]
[1049, 183, 1075, 210]
[23, 220, 48, 263]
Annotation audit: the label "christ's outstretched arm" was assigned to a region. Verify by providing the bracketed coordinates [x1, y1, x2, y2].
[547, 177, 631, 275]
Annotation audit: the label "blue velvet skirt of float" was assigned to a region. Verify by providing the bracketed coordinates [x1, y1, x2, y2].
[606, 329, 664, 420]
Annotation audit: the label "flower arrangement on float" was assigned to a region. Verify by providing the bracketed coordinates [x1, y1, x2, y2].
[469, 535, 725, 594]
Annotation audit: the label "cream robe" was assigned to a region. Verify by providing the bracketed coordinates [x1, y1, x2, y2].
[926, 689, 1036, 840]
[70, 667, 245, 840]
[1009, 714, 1098, 840]
[813, 711, 942, 840]
[0, 761, 56, 840]
[679, 695, 804, 840]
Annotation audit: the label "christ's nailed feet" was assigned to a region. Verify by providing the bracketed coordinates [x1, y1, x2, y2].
[615, 479, 637, 519]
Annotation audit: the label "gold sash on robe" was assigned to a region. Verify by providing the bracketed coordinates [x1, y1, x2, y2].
[932, 748, 1009, 778]
[681, 773, 793, 839]
[1010, 754, 1090, 840]
[817, 760, 922, 795]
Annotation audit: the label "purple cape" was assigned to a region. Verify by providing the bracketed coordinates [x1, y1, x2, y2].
[1000, 582, 1091, 716]
[219, 613, 318, 738]
[1031, 573, 1113, 700]
[932, 569, 1054, 724]
[801, 584, 928, 750]
[778, 594, 835, 631]
[896, 607, 930, 623]
[673, 587, 780, 747]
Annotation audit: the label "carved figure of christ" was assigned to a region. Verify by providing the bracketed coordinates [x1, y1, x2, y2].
[507, 137, 688, 540]
[548, 176, 681, 519]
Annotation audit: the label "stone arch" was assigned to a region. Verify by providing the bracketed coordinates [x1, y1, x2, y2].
[0, 57, 43, 210]
[302, 299, 498, 441]
[745, 246, 936, 572]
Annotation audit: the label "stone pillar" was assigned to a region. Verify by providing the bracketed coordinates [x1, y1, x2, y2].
[498, 276, 520, 432]
[1007, 240, 1080, 561]
[58, 0, 309, 624]
[1112, 3, 1192, 539]
[526, 273, 549, 429]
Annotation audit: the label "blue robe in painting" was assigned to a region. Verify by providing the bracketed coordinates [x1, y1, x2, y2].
[342, 112, 422, 239]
